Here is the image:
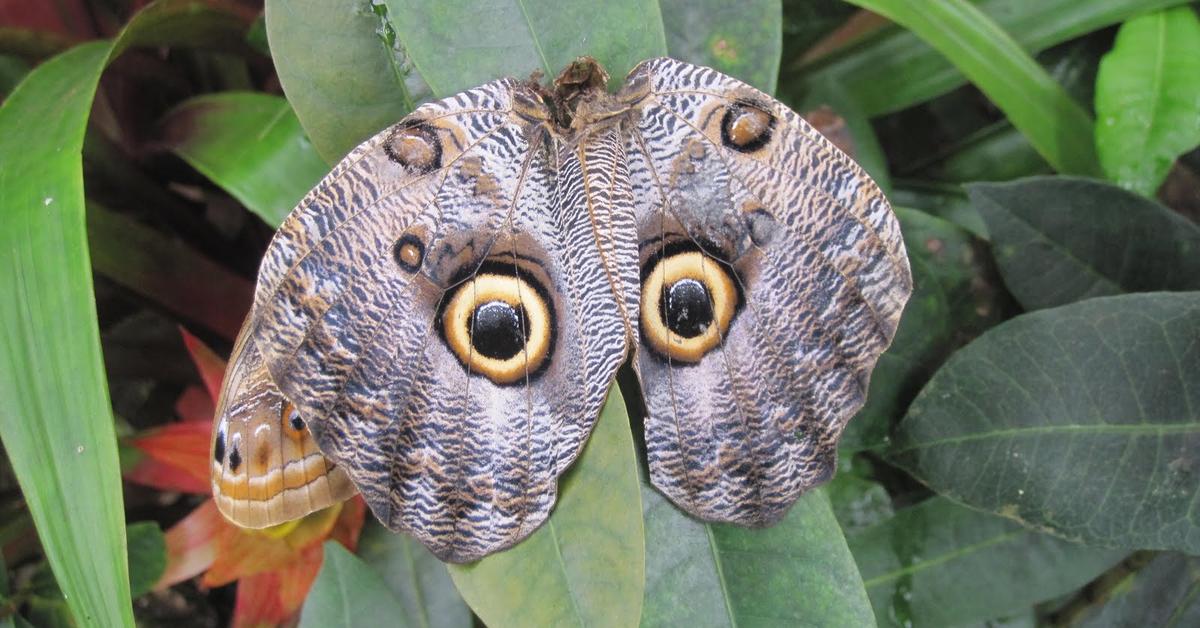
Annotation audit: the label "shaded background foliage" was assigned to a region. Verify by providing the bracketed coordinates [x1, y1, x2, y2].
[1, 0, 1198, 626]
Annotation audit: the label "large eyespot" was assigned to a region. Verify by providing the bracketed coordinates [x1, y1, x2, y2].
[439, 262, 554, 385]
[720, 101, 774, 153]
[640, 248, 739, 363]
[385, 121, 442, 173]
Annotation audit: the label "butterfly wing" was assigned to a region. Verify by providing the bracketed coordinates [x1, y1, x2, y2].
[619, 58, 911, 525]
[227, 80, 631, 562]
[211, 325, 357, 528]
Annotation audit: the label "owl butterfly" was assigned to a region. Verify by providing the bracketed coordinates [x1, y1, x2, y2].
[211, 57, 911, 563]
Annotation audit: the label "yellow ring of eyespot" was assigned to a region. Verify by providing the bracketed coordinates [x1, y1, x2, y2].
[442, 273, 551, 384]
[640, 251, 737, 363]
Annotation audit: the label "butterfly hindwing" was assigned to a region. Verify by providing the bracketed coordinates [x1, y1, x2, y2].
[211, 326, 357, 528]
[619, 58, 911, 525]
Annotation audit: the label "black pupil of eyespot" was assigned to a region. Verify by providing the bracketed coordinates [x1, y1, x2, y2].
[290, 412, 305, 431]
[661, 278, 714, 338]
[469, 301, 527, 360]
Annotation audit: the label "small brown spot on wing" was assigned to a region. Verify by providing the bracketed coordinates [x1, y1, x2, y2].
[720, 102, 774, 153]
[385, 122, 442, 173]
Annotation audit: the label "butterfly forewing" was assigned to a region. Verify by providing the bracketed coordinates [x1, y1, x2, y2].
[225, 78, 630, 562]
[618, 58, 911, 525]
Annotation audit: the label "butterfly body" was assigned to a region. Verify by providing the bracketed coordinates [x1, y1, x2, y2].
[211, 57, 910, 562]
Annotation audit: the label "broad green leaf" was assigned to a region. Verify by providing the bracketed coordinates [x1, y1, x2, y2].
[844, 208, 1005, 451]
[0, 2, 248, 625]
[660, 0, 780, 94]
[268, 0, 669, 163]
[125, 522, 166, 598]
[265, 0, 427, 164]
[825, 455, 894, 533]
[162, 92, 327, 227]
[890, 292, 1200, 554]
[890, 181, 987, 239]
[641, 485, 874, 626]
[87, 203, 254, 340]
[1075, 553, 1200, 627]
[789, 0, 1193, 117]
[449, 387, 645, 628]
[850, 497, 1125, 627]
[969, 177, 1200, 311]
[841, 0, 1100, 176]
[357, 521, 472, 628]
[1095, 7, 1200, 196]
[300, 542, 411, 628]
[382, 0, 665, 97]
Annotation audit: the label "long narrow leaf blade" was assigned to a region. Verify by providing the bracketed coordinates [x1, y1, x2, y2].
[844, 0, 1101, 176]
[0, 40, 132, 627]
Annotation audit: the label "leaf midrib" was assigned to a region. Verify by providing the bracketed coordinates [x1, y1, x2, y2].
[861, 528, 1025, 588]
[893, 421, 1200, 453]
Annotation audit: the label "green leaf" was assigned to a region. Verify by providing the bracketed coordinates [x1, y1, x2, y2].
[790, 0, 1193, 117]
[265, 0, 429, 163]
[1095, 7, 1200, 196]
[825, 456, 894, 533]
[660, 0, 780, 94]
[641, 485, 875, 626]
[969, 176, 1200, 311]
[268, 0, 669, 164]
[1075, 553, 1200, 627]
[383, 0, 665, 95]
[844, 208, 1006, 451]
[849, 497, 1126, 627]
[125, 522, 166, 598]
[0, 39, 133, 628]
[162, 92, 328, 227]
[0, 2, 248, 625]
[356, 521, 472, 628]
[890, 292, 1200, 555]
[890, 181, 987, 239]
[841, 0, 1100, 176]
[449, 387, 645, 628]
[300, 542, 411, 628]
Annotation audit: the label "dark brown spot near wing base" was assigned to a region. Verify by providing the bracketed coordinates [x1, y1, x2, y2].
[720, 102, 774, 153]
[385, 122, 442, 173]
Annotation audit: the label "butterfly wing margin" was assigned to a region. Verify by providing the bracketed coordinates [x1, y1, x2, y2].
[620, 57, 911, 525]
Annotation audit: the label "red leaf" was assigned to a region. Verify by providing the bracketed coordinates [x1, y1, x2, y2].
[232, 545, 323, 628]
[158, 500, 223, 589]
[179, 327, 227, 402]
[175, 384, 216, 424]
[126, 420, 212, 494]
